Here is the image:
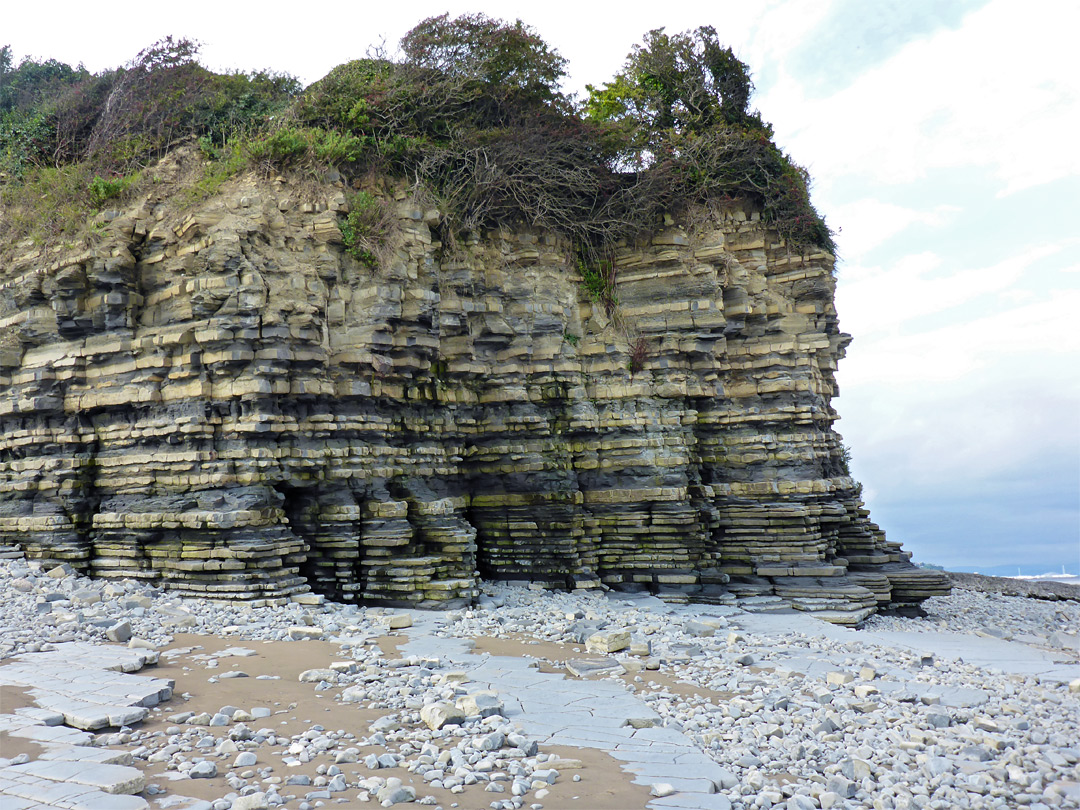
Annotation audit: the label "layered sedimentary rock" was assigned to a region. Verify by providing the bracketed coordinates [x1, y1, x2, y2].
[0, 158, 948, 622]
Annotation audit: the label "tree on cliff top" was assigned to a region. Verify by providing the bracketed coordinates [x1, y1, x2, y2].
[1, 37, 297, 174]
[0, 46, 90, 116]
[585, 26, 769, 164]
[294, 13, 571, 142]
[0, 37, 298, 253]
[400, 13, 567, 105]
[582, 26, 834, 253]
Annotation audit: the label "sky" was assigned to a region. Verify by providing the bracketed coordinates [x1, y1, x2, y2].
[6, 0, 1078, 574]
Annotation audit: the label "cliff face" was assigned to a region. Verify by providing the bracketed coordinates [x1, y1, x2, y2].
[0, 158, 948, 623]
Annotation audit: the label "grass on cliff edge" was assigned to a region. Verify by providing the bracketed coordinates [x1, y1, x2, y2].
[0, 20, 836, 260]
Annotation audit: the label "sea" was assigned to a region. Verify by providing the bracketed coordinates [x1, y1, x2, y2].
[947, 564, 1080, 587]
[1011, 572, 1080, 587]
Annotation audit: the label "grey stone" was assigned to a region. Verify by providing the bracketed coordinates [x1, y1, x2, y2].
[476, 732, 504, 751]
[328, 774, 347, 791]
[190, 760, 218, 778]
[826, 775, 856, 798]
[106, 621, 133, 643]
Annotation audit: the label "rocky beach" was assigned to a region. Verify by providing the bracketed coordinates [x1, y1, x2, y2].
[1, 557, 1077, 810]
[2, 19, 1077, 810]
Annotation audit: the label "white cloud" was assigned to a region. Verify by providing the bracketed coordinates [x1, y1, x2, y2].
[761, 0, 1080, 197]
[836, 242, 1065, 340]
[831, 200, 959, 260]
[840, 286, 1080, 386]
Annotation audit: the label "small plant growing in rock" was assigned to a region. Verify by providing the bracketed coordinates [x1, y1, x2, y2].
[837, 441, 853, 477]
[577, 252, 618, 316]
[339, 190, 395, 270]
[628, 336, 648, 374]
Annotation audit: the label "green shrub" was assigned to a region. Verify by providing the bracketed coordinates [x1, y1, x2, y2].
[310, 129, 366, 165]
[245, 126, 374, 171]
[577, 252, 618, 315]
[0, 109, 50, 176]
[247, 126, 309, 167]
[292, 58, 397, 132]
[87, 173, 137, 207]
[338, 191, 395, 269]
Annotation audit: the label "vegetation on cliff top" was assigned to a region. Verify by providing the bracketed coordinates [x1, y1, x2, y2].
[0, 17, 835, 258]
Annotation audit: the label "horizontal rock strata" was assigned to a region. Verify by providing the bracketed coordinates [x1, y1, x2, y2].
[0, 164, 948, 621]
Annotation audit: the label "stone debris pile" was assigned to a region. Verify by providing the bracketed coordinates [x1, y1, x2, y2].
[0, 558, 1077, 810]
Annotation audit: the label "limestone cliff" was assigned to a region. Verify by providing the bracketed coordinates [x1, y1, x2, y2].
[0, 155, 948, 624]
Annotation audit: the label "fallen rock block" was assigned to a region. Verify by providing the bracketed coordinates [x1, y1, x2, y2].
[585, 629, 630, 654]
[382, 613, 413, 629]
[457, 691, 504, 718]
[420, 701, 466, 730]
[684, 620, 716, 638]
[287, 626, 324, 641]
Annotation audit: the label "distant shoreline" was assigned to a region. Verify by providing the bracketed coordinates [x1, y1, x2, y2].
[947, 571, 1080, 602]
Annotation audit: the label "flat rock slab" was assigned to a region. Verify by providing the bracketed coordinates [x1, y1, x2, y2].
[735, 609, 1078, 683]
[38, 746, 133, 765]
[0, 768, 150, 809]
[4, 760, 145, 794]
[0, 642, 173, 730]
[21, 642, 160, 672]
[6, 723, 94, 746]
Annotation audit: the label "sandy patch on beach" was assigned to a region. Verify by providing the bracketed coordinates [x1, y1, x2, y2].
[114, 632, 651, 809]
